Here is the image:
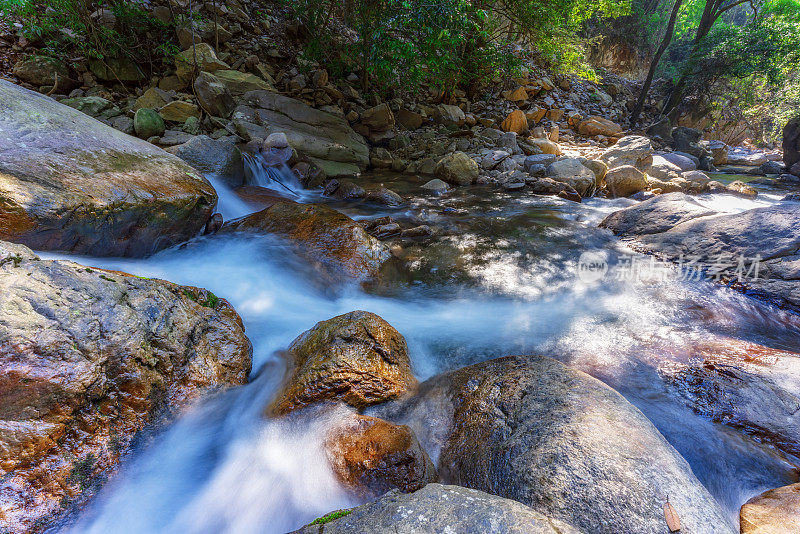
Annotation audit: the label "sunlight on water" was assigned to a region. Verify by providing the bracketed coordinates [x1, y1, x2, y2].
[47, 184, 799, 533]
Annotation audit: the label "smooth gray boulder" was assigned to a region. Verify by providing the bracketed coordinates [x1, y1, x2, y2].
[169, 135, 244, 187]
[600, 193, 717, 236]
[0, 80, 216, 257]
[380, 356, 735, 534]
[292, 484, 583, 534]
[242, 90, 369, 177]
[632, 203, 800, 309]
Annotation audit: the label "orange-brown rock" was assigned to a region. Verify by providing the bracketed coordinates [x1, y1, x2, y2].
[577, 116, 623, 138]
[505, 86, 528, 102]
[740, 483, 800, 534]
[0, 79, 216, 258]
[222, 202, 391, 281]
[526, 107, 547, 124]
[325, 413, 437, 497]
[0, 241, 252, 533]
[268, 311, 416, 415]
[501, 110, 528, 135]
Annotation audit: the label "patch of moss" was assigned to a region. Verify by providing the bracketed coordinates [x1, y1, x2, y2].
[183, 289, 220, 309]
[310, 509, 352, 525]
[68, 453, 96, 490]
[0, 254, 23, 267]
[99, 274, 117, 283]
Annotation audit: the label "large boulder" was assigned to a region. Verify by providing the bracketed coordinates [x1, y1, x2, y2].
[783, 115, 800, 169]
[194, 71, 235, 118]
[222, 202, 390, 281]
[600, 193, 715, 236]
[601, 199, 800, 309]
[433, 104, 466, 127]
[382, 356, 734, 534]
[434, 152, 479, 186]
[604, 165, 649, 197]
[546, 158, 596, 197]
[174, 43, 229, 82]
[500, 110, 528, 135]
[660, 152, 698, 171]
[133, 107, 166, 139]
[168, 135, 244, 187]
[325, 413, 436, 497]
[213, 69, 275, 96]
[646, 154, 683, 181]
[13, 55, 73, 88]
[0, 80, 216, 257]
[0, 241, 252, 532]
[242, 91, 369, 177]
[600, 135, 653, 169]
[292, 484, 584, 534]
[660, 338, 800, 459]
[268, 311, 416, 415]
[740, 483, 800, 534]
[577, 116, 623, 137]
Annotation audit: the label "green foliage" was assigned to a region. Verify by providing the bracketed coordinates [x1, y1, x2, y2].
[309, 509, 352, 525]
[0, 0, 177, 72]
[284, 0, 630, 95]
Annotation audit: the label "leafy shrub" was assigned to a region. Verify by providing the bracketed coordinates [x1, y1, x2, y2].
[0, 0, 178, 74]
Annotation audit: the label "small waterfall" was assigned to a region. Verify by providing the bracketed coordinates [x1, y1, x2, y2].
[242, 152, 304, 196]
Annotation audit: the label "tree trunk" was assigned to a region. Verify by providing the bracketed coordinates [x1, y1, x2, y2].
[661, 0, 724, 114]
[629, 0, 685, 127]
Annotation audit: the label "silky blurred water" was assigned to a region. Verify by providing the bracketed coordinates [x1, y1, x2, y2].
[49, 175, 798, 533]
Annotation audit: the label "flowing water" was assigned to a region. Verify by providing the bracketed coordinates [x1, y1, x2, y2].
[43, 172, 799, 533]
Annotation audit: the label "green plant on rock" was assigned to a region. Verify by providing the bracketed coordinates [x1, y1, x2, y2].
[309, 509, 352, 525]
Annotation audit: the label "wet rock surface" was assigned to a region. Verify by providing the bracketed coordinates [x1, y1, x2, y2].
[325, 413, 437, 497]
[292, 483, 584, 534]
[382, 355, 735, 534]
[0, 241, 252, 532]
[660, 339, 800, 459]
[0, 80, 216, 257]
[603, 199, 800, 309]
[222, 202, 391, 282]
[268, 311, 416, 415]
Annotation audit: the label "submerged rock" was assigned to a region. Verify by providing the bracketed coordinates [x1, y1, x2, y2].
[0, 241, 252, 532]
[222, 202, 391, 282]
[382, 356, 734, 534]
[740, 482, 800, 534]
[292, 484, 583, 534]
[325, 413, 437, 497]
[0, 80, 216, 257]
[660, 339, 800, 459]
[268, 311, 416, 415]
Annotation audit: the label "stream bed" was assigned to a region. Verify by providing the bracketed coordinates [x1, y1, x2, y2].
[44, 173, 799, 533]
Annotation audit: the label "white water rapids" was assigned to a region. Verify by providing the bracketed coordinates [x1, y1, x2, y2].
[40, 176, 797, 533]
